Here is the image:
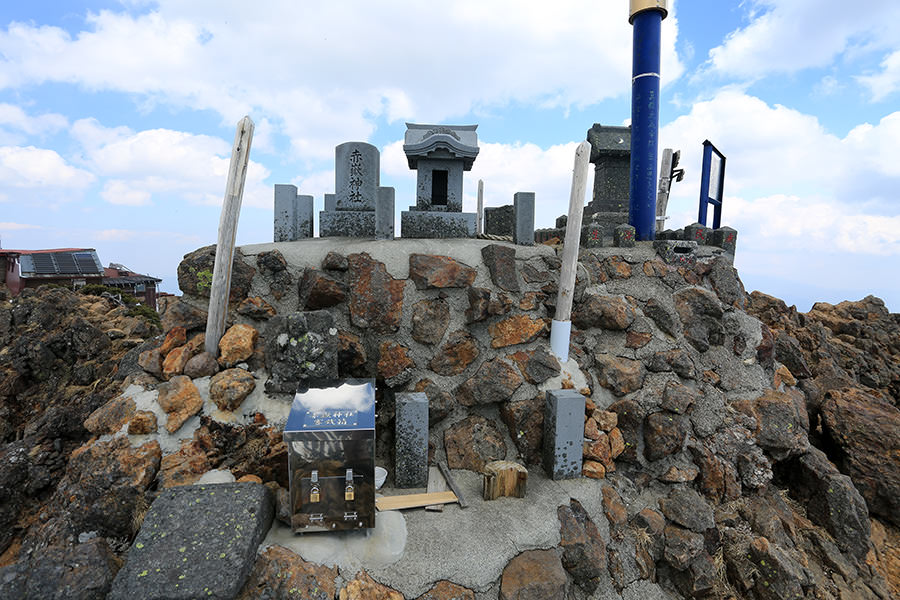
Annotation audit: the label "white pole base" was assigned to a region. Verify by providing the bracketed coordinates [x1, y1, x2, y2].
[550, 320, 572, 363]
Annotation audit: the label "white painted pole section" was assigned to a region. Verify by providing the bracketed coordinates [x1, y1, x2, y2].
[551, 141, 592, 362]
[476, 179, 484, 235]
[205, 116, 254, 357]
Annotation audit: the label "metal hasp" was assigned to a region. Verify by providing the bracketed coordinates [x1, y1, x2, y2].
[628, 0, 668, 240]
[698, 140, 727, 228]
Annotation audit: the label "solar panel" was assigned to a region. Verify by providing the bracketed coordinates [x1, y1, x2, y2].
[74, 252, 100, 274]
[31, 254, 57, 274]
[54, 252, 79, 274]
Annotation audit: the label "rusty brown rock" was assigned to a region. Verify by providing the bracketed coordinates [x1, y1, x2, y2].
[583, 433, 612, 467]
[558, 498, 607, 593]
[500, 393, 544, 465]
[127, 410, 158, 435]
[159, 439, 210, 488]
[643, 260, 668, 277]
[746, 389, 810, 461]
[584, 417, 601, 440]
[603, 256, 632, 279]
[236, 296, 277, 320]
[507, 347, 560, 385]
[429, 330, 479, 376]
[218, 323, 258, 367]
[299, 269, 347, 310]
[237, 545, 338, 600]
[411, 298, 450, 346]
[456, 358, 523, 406]
[625, 330, 652, 349]
[444, 415, 506, 471]
[572, 294, 636, 331]
[348, 253, 405, 333]
[661, 381, 697, 414]
[659, 465, 699, 483]
[821, 387, 900, 527]
[582, 460, 606, 479]
[644, 411, 687, 461]
[339, 571, 404, 600]
[409, 254, 476, 289]
[377, 341, 415, 387]
[157, 375, 204, 433]
[594, 353, 645, 396]
[519, 292, 545, 311]
[489, 314, 547, 348]
[663, 525, 705, 570]
[592, 410, 618, 432]
[601, 486, 628, 532]
[415, 581, 475, 600]
[161, 344, 194, 379]
[137, 347, 163, 377]
[84, 395, 136, 435]
[499, 550, 567, 600]
[608, 427, 625, 458]
[209, 368, 256, 411]
[159, 326, 187, 357]
[608, 399, 643, 462]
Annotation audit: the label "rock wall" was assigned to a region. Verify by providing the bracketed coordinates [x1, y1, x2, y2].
[1, 236, 898, 599]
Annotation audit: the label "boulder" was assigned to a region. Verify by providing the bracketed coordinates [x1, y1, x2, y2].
[456, 359, 523, 406]
[209, 368, 256, 411]
[444, 415, 506, 471]
[489, 314, 547, 348]
[499, 550, 567, 600]
[409, 254, 476, 289]
[500, 393, 544, 465]
[236, 296, 277, 320]
[299, 269, 347, 310]
[377, 342, 415, 387]
[218, 323, 258, 368]
[572, 294, 636, 331]
[348, 253, 404, 333]
[237, 545, 338, 600]
[429, 330, 479, 376]
[482, 244, 520, 292]
[594, 353, 645, 396]
[157, 375, 204, 433]
[264, 311, 339, 393]
[411, 379, 455, 426]
[508, 347, 561, 384]
[673, 286, 725, 352]
[177, 244, 254, 303]
[558, 498, 607, 593]
[256, 249, 293, 300]
[339, 571, 404, 600]
[84, 395, 136, 435]
[183, 351, 219, 379]
[820, 387, 900, 527]
[658, 488, 715, 533]
[411, 298, 450, 345]
[644, 411, 687, 461]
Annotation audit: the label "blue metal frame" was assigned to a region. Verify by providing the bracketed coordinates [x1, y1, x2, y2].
[698, 140, 726, 228]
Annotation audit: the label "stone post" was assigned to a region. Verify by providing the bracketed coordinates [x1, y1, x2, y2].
[395, 392, 428, 488]
[543, 389, 585, 480]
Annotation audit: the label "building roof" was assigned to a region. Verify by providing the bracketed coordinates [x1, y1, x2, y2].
[103, 264, 162, 284]
[17, 249, 104, 278]
[403, 123, 480, 170]
[586, 124, 631, 162]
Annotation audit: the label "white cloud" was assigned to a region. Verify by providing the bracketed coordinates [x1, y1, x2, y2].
[857, 50, 900, 101]
[0, 103, 67, 144]
[659, 91, 900, 256]
[705, 0, 900, 80]
[71, 118, 272, 209]
[0, 145, 95, 189]
[0, 1, 684, 160]
[0, 222, 40, 230]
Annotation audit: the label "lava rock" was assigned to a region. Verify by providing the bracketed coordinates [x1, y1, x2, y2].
[456, 358, 523, 406]
[209, 368, 256, 411]
[348, 253, 404, 333]
[443, 415, 506, 471]
[409, 254, 476, 289]
[264, 311, 339, 393]
[558, 498, 607, 593]
[411, 298, 450, 345]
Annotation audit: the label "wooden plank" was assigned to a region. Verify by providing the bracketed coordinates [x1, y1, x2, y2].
[482, 460, 528, 500]
[205, 116, 254, 357]
[425, 466, 448, 512]
[438, 462, 469, 509]
[376, 491, 457, 512]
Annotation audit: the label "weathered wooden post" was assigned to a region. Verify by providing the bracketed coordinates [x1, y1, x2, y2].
[476, 179, 484, 235]
[205, 116, 254, 357]
[550, 141, 592, 362]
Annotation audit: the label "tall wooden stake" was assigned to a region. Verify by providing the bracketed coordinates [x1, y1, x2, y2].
[550, 141, 591, 362]
[476, 179, 484, 235]
[205, 116, 254, 356]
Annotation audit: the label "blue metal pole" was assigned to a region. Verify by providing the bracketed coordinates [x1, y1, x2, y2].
[629, 4, 665, 241]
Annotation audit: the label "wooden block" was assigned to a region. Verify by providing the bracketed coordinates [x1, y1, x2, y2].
[482, 460, 528, 501]
[425, 466, 448, 512]
[375, 491, 457, 512]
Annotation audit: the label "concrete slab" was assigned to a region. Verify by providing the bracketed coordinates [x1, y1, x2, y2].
[109, 482, 273, 600]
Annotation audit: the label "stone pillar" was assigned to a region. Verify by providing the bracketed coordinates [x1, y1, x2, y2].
[709, 226, 737, 253]
[395, 392, 429, 488]
[376, 187, 395, 240]
[513, 192, 535, 246]
[274, 184, 313, 241]
[484, 206, 514, 237]
[543, 389, 585, 480]
[335, 142, 379, 211]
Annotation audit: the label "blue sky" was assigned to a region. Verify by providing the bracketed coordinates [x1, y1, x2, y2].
[1, 1, 898, 312]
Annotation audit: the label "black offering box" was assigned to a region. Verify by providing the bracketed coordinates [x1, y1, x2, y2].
[284, 379, 376, 532]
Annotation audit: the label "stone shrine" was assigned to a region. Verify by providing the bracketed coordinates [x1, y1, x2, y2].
[319, 142, 395, 238]
[586, 123, 631, 233]
[401, 123, 479, 238]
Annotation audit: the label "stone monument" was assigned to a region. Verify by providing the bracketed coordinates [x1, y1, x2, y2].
[586, 123, 631, 234]
[319, 142, 395, 237]
[401, 123, 479, 238]
[273, 184, 313, 242]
